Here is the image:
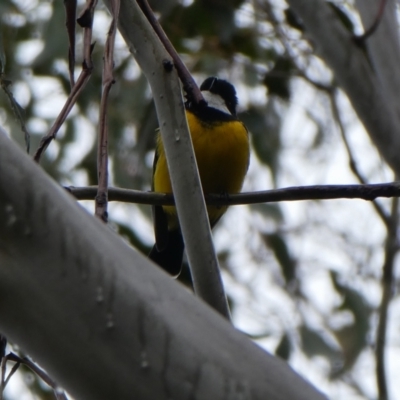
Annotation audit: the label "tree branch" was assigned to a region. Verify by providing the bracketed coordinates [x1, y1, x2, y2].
[355, 0, 388, 42]
[0, 128, 327, 400]
[0, 75, 30, 153]
[66, 182, 400, 206]
[34, 0, 97, 163]
[63, 0, 77, 89]
[136, 0, 204, 105]
[1, 353, 68, 400]
[376, 197, 398, 400]
[329, 90, 390, 227]
[103, 0, 230, 318]
[95, 0, 120, 222]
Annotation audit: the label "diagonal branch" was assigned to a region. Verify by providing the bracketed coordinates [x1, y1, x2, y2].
[329, 89, 390, 227]
[34, 0, 98, 163]
[33, 67, 93, 162]
[63, 0, 77, 88]
[2, 353, 68, 400]
[136, 0, 204, 105]
[95, 0, 120, 222]
[105, 0, 230, 319]
[0, 128, 328, 400]
[0, 352, 20, 400]
[0, 76, 30, 153]
[355, 0, 388, 42]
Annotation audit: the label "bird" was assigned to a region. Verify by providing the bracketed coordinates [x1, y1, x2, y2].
[148, 77, 250, 276]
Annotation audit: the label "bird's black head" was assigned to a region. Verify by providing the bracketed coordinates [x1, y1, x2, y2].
[200, 77, 238, 116]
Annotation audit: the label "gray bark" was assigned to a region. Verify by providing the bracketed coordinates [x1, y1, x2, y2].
[0, 130, 327, 399]
[108, 0, 229, 316]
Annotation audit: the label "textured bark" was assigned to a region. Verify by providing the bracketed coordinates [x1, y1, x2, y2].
[107, 0, 229, 316]
[0, 131, 326, 400]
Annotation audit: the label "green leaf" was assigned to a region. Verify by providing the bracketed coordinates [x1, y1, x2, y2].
[262, 232, 296, 284]
[300, 325, 341, 361]
[330, 271, 371, 322]
[240, 100, 282, 182]
[263, 56, 294, 100]
[330, 271, 371, 375]
[284, 8, 304, 32]
[116, 222, 149, 255]
[249, 203, 283, 223]
[275, 332, 291, 360]
[229, 28, 260, 59]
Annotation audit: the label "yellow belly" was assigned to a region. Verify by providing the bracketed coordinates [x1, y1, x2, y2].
[153, 110, 249, 228]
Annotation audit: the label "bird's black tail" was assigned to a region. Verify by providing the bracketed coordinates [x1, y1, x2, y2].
[148, 230, 185, 277]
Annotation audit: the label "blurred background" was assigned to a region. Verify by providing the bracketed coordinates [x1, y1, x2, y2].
[1, 0, 398, 399]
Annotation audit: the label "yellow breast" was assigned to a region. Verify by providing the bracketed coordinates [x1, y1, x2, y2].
[154, 110, 249, 227]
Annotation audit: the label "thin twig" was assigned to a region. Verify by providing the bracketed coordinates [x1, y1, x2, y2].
[34, 0, 98, 163]
[63, 0, 77, 88]
[66, 182, 400, 206]
[33, 68, 92, 162]
[376, 197, 398, 400]
[136, 0, 205, 105]
[1, 351, 21, 400]
[0, 75, 31, 153]
[355, 0, 388, 43]
[260, 1, 333, 92]
[95, 0, 120, 222]
[77, 0, 98, 69]
[329, 89, 390, 227]
[3, 353, 68, 400]
[2, 359, 20, 391]
[261, 3, 335, 100]
[295, 69, 333, 93]
[0, 350, 8, 400]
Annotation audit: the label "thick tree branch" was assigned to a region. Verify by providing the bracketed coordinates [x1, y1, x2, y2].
[0, 131, 327, 400]
[102, 0, 229, 318]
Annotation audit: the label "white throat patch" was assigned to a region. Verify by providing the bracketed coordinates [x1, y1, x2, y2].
[202, 91, 231, 115]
